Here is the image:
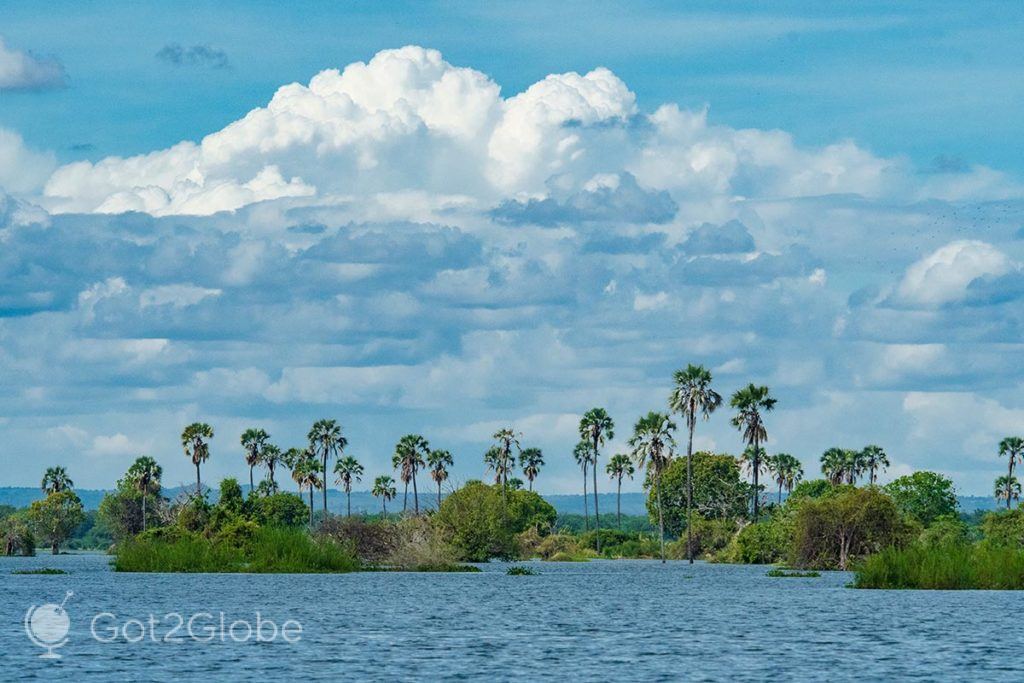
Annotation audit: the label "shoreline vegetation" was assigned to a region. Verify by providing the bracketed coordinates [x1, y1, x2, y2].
[3, 364, 1024, 588]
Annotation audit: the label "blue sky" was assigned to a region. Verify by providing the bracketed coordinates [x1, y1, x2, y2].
[1, 2, 1023, 495]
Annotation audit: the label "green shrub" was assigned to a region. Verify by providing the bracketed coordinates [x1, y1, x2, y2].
[854, 543, 1024, 589]
[531, 533, 581, 560]
[981, 508, 1024, 548]
[720, 521, 788, 564]
[666, 517, 738, 559]
[507, 565, 538, 575]
[766, 569, 820, 577]
[884, 471, 958, 526]
[920, 515, 970, 548]
[253, 493, 308, 528]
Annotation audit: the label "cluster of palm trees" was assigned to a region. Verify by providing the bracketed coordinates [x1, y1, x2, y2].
[819, 446, 890, 487]
[997, 437, 1024, 509]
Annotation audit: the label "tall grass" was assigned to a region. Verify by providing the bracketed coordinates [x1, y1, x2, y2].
[114, 527, 359, 573]
[854, 544, 1024, 589]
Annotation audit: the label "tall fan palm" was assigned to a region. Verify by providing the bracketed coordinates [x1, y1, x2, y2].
[669, 364, 722, 563]
[372, 475, 397, 516]
[126, 456, 162, 531]
[240, 427, 270, 494]
[427, 449, 453, 509]
[820, 447, 847, 486]
[999, 437, 1024, 510]
[393, 434, 429, 514]
[995, 475, 1021, 508]
[333, 456, 364, 517]
[580, 408, 614, 551]
[573, 440, 593, 530]
[41, 466, 73, 494]
[492, 428, 521, 504]
[860, 445, 889, 485]
[519, 447, 544, 491]
[308, 419, 346, 515]
[766, 453, 802, 504]
[483, 447, 503, 485]
[629, 411, 677, 562]
[290, 452, 322, 526]
[730, 384, 776, 521]
[181, 422, 214, 495]
[843, 449, 865, 485]
[261, 444, 282, 491]
[605, 453, 635, 529]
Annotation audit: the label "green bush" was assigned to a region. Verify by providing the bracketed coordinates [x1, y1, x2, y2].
[854, 543, 1024, 589]
[666, 517, 738, 560]
[530, 533, 581, 560]
[648, 452, 749, 536]
[981, 508, 1024, 548]
[720, 521, 788, 564]
[253, 493, 308, 528]
[920, 515, 970, 548]
[884, 471, 958, 526]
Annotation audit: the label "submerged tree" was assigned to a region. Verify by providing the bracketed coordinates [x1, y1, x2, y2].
[860, 445, 889, 486]
[995, 475, 1021, 508]
[41, 466, 73, 495]
[334, 456, 364, 517]
[629, 411, 676, 562]
[427, 449, 454, 509]
[580, 408, 614, 551]
[572, 440, 593, 530]
[181, 422, 214, 495]
[519, 447, 544, 491]
[730, 384, 776, 521]
[669, 364, 722, 563]
[606, 453, 635, 529]
[372, 475, 397, 516]
[308, 419, 346, 515]
[240, 427, 270, 494]
[29, 490, 84, 555]
[999, 437, 1024, 510]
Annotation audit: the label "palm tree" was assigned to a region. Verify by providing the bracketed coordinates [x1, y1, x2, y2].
[308, 419, 346, 515]
[261, 444, 282, 491]
[730, 384, 776, 521]
[492, 428, 521, 503]
[372, 475, 397, 516]
[291, 452, 322, 525]
[572, 440, 593, 530]
[181, 422, 214, 495]
[427, 449, 453, 509]
[240, 427, 269, 494]
[606, 453, 635, 528]
[519, 447, 544, 491]
[820, 447, 847, 486]
[394, 434, 429, 514]
[126, 456, 162, 531]
[860, 445, 889, 485]
[766, 453, 802, 505]
[333, 456, 364, 517]
[483, 447, 503, 485]
[843, 449, 865, 485]
[41, 466, 73, 494]
[669, 364, 722, 563]
[629, 411, 676, 562]
[580, 408, 614, 552]
[999, 437, 1024, 510]
[995, 475, 1021, 508]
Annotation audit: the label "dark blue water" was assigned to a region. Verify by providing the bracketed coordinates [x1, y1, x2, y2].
[1, 554, 1016, 680]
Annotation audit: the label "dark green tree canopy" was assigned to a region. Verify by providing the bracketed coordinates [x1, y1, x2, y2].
[884, 471, 958, 526]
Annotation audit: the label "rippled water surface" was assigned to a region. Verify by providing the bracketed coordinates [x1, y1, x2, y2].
[1, 553, 1016, 680]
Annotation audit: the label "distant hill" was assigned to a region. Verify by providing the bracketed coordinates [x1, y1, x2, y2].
[0, 486, 999, 516]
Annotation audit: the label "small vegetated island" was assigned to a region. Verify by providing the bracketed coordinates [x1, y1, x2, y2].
[4, 368, 1023, 588]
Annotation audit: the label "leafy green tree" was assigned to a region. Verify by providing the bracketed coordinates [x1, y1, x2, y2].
[860, 445, 889, 485]
[730, 384, 776, 521]
[995, 475, 1020, 508]
[884, 471, 958, 526]
[126, 456, 162, 531]
[394, 434, 429, 514]
[788, 478, 836, 501]
[334, 456, 364, 517]
[29, 490, 85, 554]
[41, 466, 73, 494]
[518, 447, 544, 491]
[427, 449, 454, 508]
[998, 437, 1024, 509]
[766, 453, 803, 504]
[240, 427, 270, 493]
[651, 452, 748, 535]
[580, 408, 614, 551]
[253, 493, 309, 528]
[181, 422, 214, 494]
[1, 512, 35, 556]
[308, 419, 346, 515]
[629, 411, 676, 562]
[606, 454, 635, 529]
[372, 475, 397, 516]
[572, 440, 593, 530]
[669, 364, 722, 563]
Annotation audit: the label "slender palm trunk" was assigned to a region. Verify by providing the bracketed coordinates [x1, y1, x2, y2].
[686, 416, 695, 564]
[616, 477, 622, 529]
[582, 463, 590, 531]
[778, 482, 783, 505]
[412, 468, 419, 514]
[437, 482, 442, 510]
[308, 488, 314, 526]
[142, 493, 147, 532]
[752, 436, 760, 522]
[195, 462, 202, 495]
[52, 539, 58, 555]
[347, 489, 352, 517]
[382, 498, 386, 516]
[1008, 458, 1015, 510]
[322, 453, 328, 515]
[870, 466, 876, 486]
[403, 480, 409, 512]
[249, 466, 255, 495]
[592, 438, 600, 553]
[528, 477, 533, 492]
[269, 465, 275, 488]
[657, 471, 665, 563]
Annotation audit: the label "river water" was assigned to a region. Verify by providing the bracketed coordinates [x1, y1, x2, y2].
[1, 554, 1015, 680]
